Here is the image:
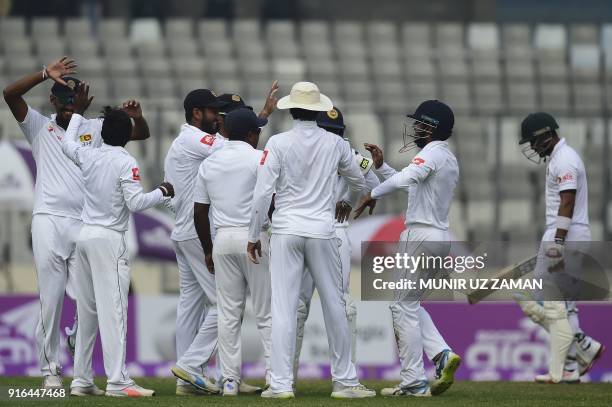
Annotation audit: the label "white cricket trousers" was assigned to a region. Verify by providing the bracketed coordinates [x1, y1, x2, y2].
[534, 225, 591, 381]
[31, 214, 81, 377]
[269, 234, 359, 393]
[173, 238, 218, 379]
[214, 227, 271, 384]
[295, 226, 357, 376]
[71, 224, 134, 391]
[392, 227, 451, 386]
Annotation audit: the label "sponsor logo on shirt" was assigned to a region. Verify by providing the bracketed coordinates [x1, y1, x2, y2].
[132, 168, 141, 181]
[412, 157, 425, 166]
[260, 150, 269, 165]
[556, 173, 574, 183]
[47, 124, 55, 133]
[360, 158, 370, 170]
[200, 135, 215, 146]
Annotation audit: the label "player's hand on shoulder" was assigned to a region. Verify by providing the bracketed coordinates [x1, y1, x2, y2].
[364, 143, 384, 169]
[205, 253, 215, 274]
[247, 241, 262, 264]
[45, 56, 77, 86]
[74, 83, 93, 115]
[158, 182, 175, 198]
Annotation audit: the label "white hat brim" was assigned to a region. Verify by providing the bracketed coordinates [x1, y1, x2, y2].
[277, 93, 333, 112]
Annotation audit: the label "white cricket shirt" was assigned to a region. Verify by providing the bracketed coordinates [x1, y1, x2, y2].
[248, 120, 366, 241]
[371, 140, 459, 230]
[57, 114, 165, 232]
[18, 106, 103, 219]
[193, 140, 264, 229]
[163, 124, 224, 241]
[545, 138, 589, 229]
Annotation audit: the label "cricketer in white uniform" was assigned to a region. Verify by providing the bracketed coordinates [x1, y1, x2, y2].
[56, 97, 172, 397]
[516, 112, 604, 383]
[193, 108, 272, 396]
[247, 82, 375, 399]
[356, 100, 461, 397]
[293, 107, 380, 381]
[165, 89, 225, 395]
[2, 58, 150, 390]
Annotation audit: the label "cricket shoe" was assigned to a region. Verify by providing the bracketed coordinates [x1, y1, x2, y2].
[70, 385, 104, 396]
[381, 380, 431, 397]
[430, 349, 461, 395]
[535, 369, 580, 384]
[239, 381, 263, 394]
[42, 375, 63, 390]
[331, 383, 376, 399]
[170, 366, 220, 394]
[223, 379, 239, 396]
[176, 384, 211, 396]
[261, 388, 295, 399]
[575, 334, 605, 376]
[105, 384, 155, 397]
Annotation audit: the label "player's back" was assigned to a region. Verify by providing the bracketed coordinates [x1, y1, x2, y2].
[164, 124, 221, 241]
[267, 121, 350, 239]
[78, 145, 139, 231]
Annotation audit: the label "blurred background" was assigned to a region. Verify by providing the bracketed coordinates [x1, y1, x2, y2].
[0, 0, 611, 382]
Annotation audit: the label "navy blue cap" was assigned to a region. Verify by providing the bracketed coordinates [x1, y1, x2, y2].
[183, 89, 219, 112]
[520, 112, 559, 145]
[225, 108, 267, 138]
[316, 107, 345, 130]
[407, 100, 454, 137]
[212, 93, 255, 114]
[51, 76, 81, 97]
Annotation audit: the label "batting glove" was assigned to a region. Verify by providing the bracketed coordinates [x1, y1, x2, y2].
[545, 239, 565, 272]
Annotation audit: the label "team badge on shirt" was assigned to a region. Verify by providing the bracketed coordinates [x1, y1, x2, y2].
[132, 168, 141, 181]
[79, 134, 92, 145]
[412, 157, 425, 166]
[360, 158, 370, 170]
[200, 135, 215, 146]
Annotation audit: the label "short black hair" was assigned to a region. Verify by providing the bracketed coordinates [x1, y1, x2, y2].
[101, 107, 133, 147]
[290, 108, 319, 121]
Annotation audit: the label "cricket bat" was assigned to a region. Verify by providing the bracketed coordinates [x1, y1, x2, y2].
[467, 254, 538, 304]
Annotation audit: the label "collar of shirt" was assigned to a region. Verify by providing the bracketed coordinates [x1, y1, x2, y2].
[550, 137, 567, 160]
[421, 140, 448, 152]
[292, 119, 318, 130]
[223, 140, 254, 150]
[100, 143, 128, 154]
[181, 123, 210, 135]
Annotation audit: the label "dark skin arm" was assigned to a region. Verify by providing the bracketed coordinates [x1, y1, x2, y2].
[121, 99, 150, 140]
[555, 190, 576, 241]
[194, 202, 214, 274]
[258, 81, 279, 120]
[3, 56, 77, 122]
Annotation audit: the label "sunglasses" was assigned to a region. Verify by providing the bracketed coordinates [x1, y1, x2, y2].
[55, 95, 75, 105]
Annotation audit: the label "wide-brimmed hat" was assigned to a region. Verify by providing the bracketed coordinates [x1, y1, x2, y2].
[277, 81, 333, 112]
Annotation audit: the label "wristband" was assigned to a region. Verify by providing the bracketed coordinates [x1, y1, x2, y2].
[158, 185, 169, 196]
[556, 216, 572, 231]
[554, 237, 565, 245]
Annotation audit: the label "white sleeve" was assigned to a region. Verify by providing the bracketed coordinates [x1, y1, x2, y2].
[248, 145, 279, 242]
[56, 113, 88, 167]
[553, 161, 579, 192]
[193, 163, 211, 204]
[373, 162, 398, 181]
[185, 132, 222, 160]
[18, 106, 48, 144]
[120, 158, 164, 211]
[337, 140, 366, 207]
[371, 157, 433, 199]
[364, 168, 381, 191]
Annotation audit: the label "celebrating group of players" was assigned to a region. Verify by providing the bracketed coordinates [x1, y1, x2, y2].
[1, 54, 605, 398]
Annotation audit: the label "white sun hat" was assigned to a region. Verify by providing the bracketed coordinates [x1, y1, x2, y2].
[277, 81, 333, 112]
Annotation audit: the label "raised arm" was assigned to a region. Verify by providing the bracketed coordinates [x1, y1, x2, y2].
[121, 99, 150, 140]
[364, 143, 397, 180]
[56, 113, 86, 166]
[3, 56, 77, 122]
[257, 80, 279, 120]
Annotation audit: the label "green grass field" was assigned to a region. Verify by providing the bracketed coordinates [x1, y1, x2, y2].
[1, 377, 612, 406]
